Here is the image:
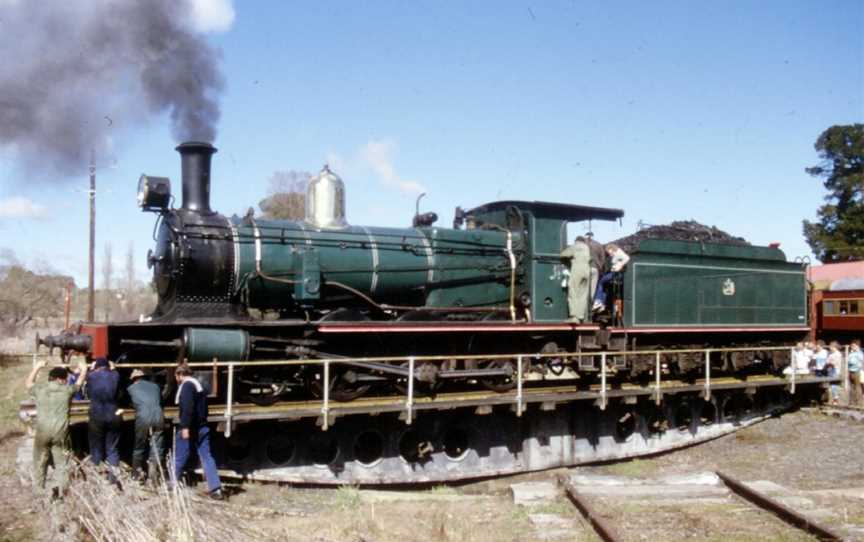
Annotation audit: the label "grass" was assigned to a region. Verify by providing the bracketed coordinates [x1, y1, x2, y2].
[698, 535, 812, 542]
[428, 484, 459, 495]
[0, 355, 32, 435]
[600, 458, 659, 478]
[54, 460, 272, 542]
[334, 484, 362, 509]
[526, 501, 574, 515]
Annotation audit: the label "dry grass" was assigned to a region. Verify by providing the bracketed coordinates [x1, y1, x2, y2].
[598, 458, 659, 478]
[0, 354, 32, 435]
[48, 460, 272, 542]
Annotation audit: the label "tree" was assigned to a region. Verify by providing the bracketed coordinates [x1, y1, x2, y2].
[802, 124, 864, 262]
[125, 241, 136, 294]
[0, 265, 71, 333]
[258, 170, 310, 220]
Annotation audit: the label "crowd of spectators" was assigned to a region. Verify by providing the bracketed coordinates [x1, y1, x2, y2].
[787, 339, 862, 405]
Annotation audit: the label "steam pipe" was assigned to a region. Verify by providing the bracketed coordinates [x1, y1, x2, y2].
[176, 141, 217, 214]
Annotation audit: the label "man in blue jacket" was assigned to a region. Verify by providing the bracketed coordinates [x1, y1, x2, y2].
[173, 364, 223, 499]
[87, 357, 121, 483]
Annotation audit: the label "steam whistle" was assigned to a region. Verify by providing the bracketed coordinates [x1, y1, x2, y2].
[36, 331, 92, 356]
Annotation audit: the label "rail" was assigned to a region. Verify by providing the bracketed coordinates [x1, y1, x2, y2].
[560, 474, 622, 542]
[14, 344, 846, 434]
[562, 471, 845, 542]
[716, 470, 844, 541]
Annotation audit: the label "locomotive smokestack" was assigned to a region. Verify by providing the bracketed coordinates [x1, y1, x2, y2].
[176, 141, 217, 214]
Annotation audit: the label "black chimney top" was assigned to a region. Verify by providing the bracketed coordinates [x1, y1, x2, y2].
[176, 141, 217, 214]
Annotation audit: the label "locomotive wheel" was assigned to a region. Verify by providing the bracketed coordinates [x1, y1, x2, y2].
[479, 359, 517, 392]
[309, 368, 372, 402]
[241, 381, 284, 406]
[393, 361, 443, 396]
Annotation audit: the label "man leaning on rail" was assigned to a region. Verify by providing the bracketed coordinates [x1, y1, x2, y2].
[127, 368, 165, 483]
[25, 358, 88, 499]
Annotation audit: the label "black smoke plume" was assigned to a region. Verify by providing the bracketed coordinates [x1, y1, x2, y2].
[0, 0, 224, 176]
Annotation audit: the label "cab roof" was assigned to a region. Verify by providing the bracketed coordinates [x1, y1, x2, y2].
[466, 200, 624, 222]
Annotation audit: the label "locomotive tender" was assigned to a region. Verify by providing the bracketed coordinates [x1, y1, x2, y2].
[35, 142, 827, 484]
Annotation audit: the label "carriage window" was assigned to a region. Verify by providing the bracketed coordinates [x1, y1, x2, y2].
[824, 301, 836, 315]
[851, 300, 860, 315]
[840, 301, 849, 315]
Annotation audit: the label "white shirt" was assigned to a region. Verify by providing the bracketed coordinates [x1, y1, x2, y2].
[609, 249, 630, 272]
[792, 349, 811, 373]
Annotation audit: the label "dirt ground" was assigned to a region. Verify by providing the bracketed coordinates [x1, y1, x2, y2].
[2, 353, 864, 541]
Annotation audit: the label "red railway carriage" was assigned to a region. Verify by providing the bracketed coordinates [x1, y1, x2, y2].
[809, 261, 864, 341]
[813, 288, 864, 341]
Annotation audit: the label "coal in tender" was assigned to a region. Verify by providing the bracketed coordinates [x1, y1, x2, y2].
[613, 220, 750, 253]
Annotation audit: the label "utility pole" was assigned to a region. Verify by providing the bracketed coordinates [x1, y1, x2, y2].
[88, 148, 96, 322]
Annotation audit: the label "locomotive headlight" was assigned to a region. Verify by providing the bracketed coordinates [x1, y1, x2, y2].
[137, 175, 171, 211]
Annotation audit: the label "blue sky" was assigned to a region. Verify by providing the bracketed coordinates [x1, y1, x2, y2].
[0, 1, 862, 286]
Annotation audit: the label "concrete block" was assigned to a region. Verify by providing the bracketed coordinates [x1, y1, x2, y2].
[511, 481, 559, 505]
[566, 472, 727, 499]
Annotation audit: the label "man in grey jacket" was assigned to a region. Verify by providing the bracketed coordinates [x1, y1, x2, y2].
[127, 369, 165, 482]
[560, 236, 591, 322]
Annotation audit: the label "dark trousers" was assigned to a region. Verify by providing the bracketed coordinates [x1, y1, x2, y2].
[133, 422, 165, 478]
[594, 272, 616, 306]
[850, 371, 862, 406]
[174, 425, 221, 492]
[88, 417, 121, 467]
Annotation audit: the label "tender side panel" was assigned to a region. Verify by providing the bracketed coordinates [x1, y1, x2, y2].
[625, 240, 807, 327]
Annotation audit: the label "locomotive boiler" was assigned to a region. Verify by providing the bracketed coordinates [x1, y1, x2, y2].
[146, 143, 521, 323]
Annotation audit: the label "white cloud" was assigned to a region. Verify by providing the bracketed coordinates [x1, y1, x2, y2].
[326, 139, 426, 196]
[358, 140, 426, 195]
[0, 197, 47, 219]
[188, 0, 235, 33]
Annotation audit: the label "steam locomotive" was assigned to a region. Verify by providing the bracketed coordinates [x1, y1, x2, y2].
[40, 142, 810, 403]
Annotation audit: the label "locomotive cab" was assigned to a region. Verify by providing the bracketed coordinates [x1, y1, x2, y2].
[464, 201, 624, 322]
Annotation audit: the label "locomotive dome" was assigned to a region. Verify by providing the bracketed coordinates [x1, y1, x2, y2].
[305, 165, 348, 229]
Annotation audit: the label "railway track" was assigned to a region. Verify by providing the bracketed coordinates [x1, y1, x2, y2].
[556, 471, 846, 542]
